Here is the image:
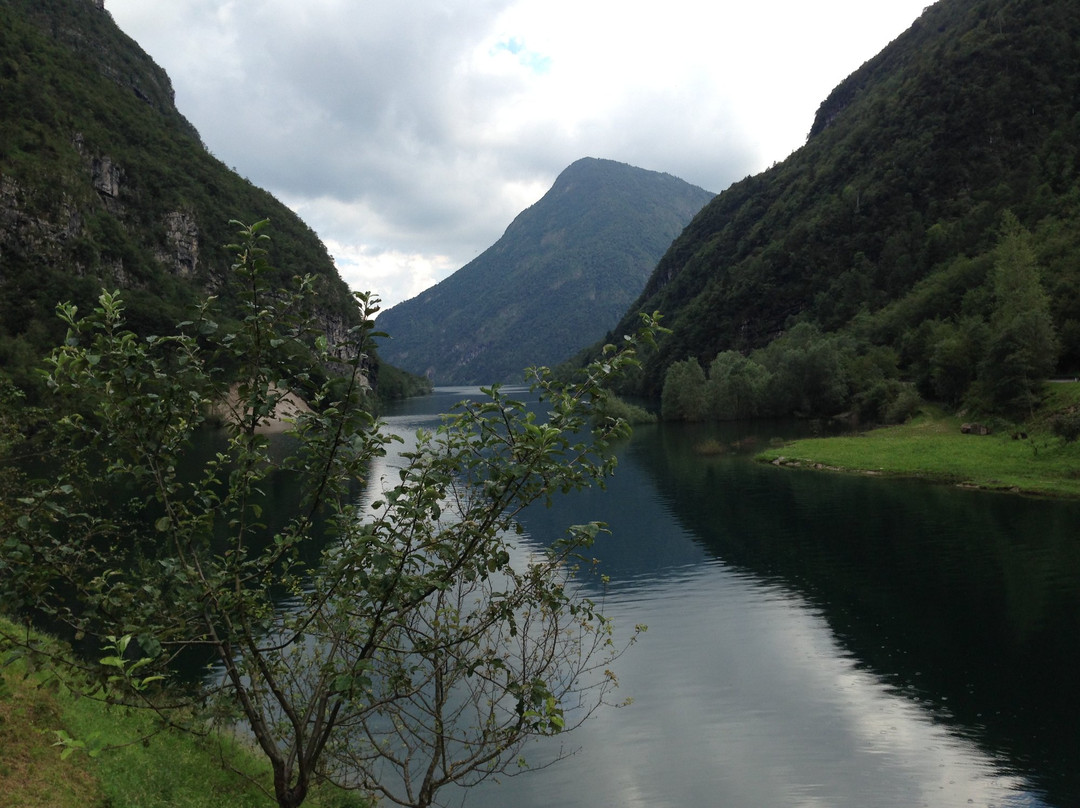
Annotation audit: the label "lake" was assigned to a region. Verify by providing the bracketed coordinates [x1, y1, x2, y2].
[377, 387, 1080, 808]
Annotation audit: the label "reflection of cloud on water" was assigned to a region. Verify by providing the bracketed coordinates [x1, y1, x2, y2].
[461, 565, 1043, 808]
[361, 386, 569, 566]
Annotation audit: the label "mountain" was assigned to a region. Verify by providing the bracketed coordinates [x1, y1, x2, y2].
[606, 0, 1080, 402]
[0, 0, 388, 394]
[374, 158, 714, 385]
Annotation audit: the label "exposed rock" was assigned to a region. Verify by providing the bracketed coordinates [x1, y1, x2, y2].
[960, 422, 991, 435]
[91, 155, 122, 201]
[157, 210, 199, 278]
[211, 384, 313, 435]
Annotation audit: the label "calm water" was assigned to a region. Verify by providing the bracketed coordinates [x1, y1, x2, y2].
[375, 388, 1080, 808]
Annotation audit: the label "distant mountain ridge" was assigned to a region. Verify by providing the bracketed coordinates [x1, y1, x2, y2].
[374, 158, 714, 384]
[605, 0, 1080, 399]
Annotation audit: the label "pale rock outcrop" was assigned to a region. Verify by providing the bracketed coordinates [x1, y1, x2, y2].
[91, 155, 123, 214]
[158, 210, 199, 278]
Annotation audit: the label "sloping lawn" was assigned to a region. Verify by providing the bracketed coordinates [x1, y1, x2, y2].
[757, 407, 1080, 498]
[0, 618, 366, 808]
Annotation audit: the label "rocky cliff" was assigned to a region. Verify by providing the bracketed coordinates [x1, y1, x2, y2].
[0, 0, 359, 387]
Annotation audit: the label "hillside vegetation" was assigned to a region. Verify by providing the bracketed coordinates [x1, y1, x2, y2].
[0, 0, 427, 399]
[605, 0, 1080, 424]
[375, 157, 713, 384]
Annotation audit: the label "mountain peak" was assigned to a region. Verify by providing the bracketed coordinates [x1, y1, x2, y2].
[375, 159, 713, 384]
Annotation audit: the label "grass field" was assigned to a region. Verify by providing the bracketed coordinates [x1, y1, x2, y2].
[0, 617, 366, 808]
[756, 386, 1080, 498]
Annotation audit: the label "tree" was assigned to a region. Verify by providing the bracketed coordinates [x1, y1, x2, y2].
[974, 212, 1058, 417]
[0, 221, 656, 808]
[927, 316, 990, 406]
[660, 358, 707, 421]
[757, 323, 850, 418]
[706, 351, 770, 420]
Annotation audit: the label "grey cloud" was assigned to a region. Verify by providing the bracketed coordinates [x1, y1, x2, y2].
[172, 1, 540, 256]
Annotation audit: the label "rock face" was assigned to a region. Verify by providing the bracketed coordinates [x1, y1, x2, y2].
[0, 175, 84, 272]
[91, 156, 122, 201]
[158, 211, 199, 278]
[3, 133, 199, 283]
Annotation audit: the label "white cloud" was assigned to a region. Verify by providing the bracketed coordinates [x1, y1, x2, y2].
[325, 241, 455, 311]
[106, 0, 930, 308]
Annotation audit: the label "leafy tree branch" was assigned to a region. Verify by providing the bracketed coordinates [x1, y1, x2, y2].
[1, 220, 660, 808]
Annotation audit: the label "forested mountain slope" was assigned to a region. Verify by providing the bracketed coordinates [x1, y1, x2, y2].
[609, 0, 1080, 404]
[0, 0, 369, 392]
[374, 158, 714, 385]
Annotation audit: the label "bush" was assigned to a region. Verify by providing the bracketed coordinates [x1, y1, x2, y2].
[1050, 408, 1080, 443]
[595, 394, 656, 425]
[884, 386, 923, 424]
[855, 379, 922, 424]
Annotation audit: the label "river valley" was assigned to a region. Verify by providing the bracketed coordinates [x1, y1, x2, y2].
[379, 387, 1080, 808]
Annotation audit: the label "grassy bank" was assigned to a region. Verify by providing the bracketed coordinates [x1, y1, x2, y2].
[0, 618, 365, 808]
[756, 385, 1080, 499]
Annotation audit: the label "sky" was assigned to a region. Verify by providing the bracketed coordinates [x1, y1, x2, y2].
[104, 0, 932, 310]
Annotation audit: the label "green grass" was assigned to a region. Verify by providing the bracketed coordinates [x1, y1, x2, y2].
[0, 617, 367, 808]
[756, 398, 1080, 498]
[61, 701, 275, 808]
[1044, 379, 1080, 409]
[0, 659, 100, 808]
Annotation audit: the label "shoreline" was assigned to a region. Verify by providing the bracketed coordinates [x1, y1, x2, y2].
[755, 407, 1080, 500]
[209, 385, 313, 434]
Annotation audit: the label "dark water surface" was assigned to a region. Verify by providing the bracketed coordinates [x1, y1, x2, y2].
[377, 388, 1080, 808]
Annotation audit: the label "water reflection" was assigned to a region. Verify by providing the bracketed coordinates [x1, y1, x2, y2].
[379, 391, 1073, 808]
[459, 564, 1044, 808]
[623, 422, 1080, 805]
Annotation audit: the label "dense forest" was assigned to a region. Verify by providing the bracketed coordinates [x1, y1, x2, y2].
[600, 0, 1080, 425]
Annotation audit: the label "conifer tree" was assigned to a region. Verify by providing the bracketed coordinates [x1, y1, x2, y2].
[975, 212, 1058, 417]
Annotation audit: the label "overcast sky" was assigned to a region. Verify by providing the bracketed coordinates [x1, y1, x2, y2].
[105, 0, 931, 310]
